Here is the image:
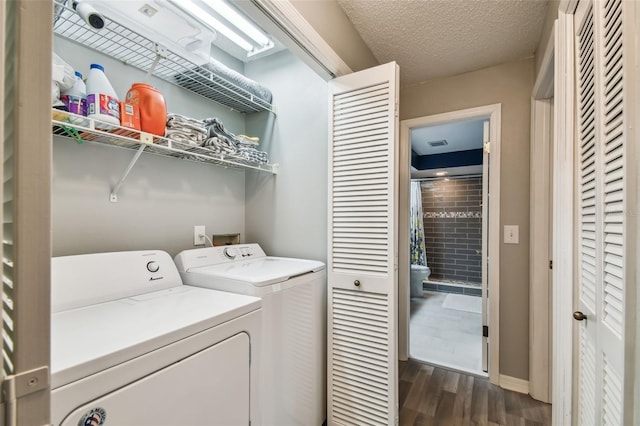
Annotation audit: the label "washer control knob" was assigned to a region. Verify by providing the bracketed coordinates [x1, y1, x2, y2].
[147, 261, 160, 273]
[223, 247, 236, 259]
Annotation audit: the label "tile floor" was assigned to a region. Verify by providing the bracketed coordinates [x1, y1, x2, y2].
[409, 290, 484, 375]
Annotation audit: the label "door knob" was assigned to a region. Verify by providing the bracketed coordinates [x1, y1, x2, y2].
[354, 280, 360, 287]
[573, 311, 587, 321]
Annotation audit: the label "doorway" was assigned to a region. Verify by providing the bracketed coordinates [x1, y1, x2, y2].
[399, 104, 501, 384]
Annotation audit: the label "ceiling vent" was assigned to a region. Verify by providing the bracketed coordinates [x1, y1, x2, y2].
[428, 139, 448, 147]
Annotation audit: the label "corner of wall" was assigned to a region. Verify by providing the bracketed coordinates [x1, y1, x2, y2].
[534, 1, 560, 78]
[291, 0, 379, 72]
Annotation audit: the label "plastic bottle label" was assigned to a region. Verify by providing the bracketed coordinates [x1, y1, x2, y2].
[61, 95, 86, 116]
[87, 94, 120, 120]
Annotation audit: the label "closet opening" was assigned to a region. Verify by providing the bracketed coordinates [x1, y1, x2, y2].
[399, 104, 501, 383]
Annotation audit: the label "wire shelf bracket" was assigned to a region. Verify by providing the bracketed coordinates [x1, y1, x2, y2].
[110, 144, 146, 203]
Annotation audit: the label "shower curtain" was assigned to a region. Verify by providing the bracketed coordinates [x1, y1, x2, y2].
[410, 181, 427, 266]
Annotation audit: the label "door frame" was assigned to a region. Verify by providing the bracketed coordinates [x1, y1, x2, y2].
[552, 4, 577, 425]
[529, 21, 555, 404]
[0, 0, 53, 423]
[399, 103, 501, 385]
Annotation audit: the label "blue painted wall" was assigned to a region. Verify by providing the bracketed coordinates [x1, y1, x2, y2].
[411, 148, 483, 170]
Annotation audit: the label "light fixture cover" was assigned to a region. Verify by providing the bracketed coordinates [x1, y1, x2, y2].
[202, 0, 270, 46]
[170, 0, 253, 52]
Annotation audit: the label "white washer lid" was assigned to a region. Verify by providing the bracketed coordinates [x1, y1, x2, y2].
[51, 286, 260, 389]
[188, 257, 326, 287]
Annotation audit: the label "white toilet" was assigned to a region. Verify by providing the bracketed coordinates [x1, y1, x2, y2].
[410, 264, 431, 298]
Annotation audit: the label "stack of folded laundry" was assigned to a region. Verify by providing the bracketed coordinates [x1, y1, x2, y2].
[163, 113, 269, 164]
[236, 134, 269, 164]
[201, 135, 237, 155]
[202, 117, 269, 164]
[165, 114, 207, 146]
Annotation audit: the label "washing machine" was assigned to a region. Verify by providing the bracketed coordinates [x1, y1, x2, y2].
[51, 250, 262, 426]
[174, 244, 327, 426]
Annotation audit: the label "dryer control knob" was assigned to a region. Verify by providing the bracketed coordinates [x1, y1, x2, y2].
[223, 247, 237, 259]
[146, 261, 160, 273]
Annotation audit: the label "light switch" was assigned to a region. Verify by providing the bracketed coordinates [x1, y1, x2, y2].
[504, 225, 519, 244]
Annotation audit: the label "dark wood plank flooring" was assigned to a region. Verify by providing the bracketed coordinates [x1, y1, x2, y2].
[399, 359, 552, 426]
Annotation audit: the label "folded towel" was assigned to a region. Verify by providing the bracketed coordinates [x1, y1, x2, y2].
[174, 60, 273, 108]
[165, 130, 204, 146]
[236, 134, 260, 144]
[203, 136, 237, 155]
[203, 117, 237, 141]
[166, 114, 207, 132]
[166, 113, 207, 146]
[237, 147, 269, 164]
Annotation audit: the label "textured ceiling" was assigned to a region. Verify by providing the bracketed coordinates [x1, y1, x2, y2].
[336, 0, 548, 85]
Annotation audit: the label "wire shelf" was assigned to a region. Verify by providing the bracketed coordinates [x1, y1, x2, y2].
[52, 109, 278, 174]
[53, 2, 273, 114]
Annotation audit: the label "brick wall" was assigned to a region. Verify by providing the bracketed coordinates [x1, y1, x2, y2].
[420, 177, 482, 284]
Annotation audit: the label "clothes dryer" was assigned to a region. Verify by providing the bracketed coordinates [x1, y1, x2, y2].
[174, 244, 326, 426]
[51, 250, 261, 425]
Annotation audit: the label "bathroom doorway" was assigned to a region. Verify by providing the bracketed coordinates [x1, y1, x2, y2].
[399, 104, 501, 381]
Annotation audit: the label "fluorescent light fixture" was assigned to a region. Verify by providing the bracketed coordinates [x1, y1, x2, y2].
[171, 1, 253, 52]
[202, 0, 270, 47]
[435, 171, 448, 176]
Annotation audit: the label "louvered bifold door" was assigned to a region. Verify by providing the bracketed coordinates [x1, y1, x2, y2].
[1, 2, 14, 422]
[573, 0, 631, 423]
[328, 62, 399, 426]
[574, 2, 600, 424]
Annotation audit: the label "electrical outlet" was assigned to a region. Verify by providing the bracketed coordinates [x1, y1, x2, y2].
[193, 225, 206, 245]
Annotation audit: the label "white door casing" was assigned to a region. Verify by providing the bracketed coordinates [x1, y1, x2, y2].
[530, 21, 555, 403]
[552, 7, 576, 425]
[0, 1, 52, 424]
[529, 96, 553, 403]
[398, 104, 501, 385]
[481, 120, 489, 374]
[327, 61, 399, 426]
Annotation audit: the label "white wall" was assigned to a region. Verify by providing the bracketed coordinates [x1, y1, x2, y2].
[52, 37, 247, 257]
[244, 51, 328, 262]
[52, 141, 246, 257]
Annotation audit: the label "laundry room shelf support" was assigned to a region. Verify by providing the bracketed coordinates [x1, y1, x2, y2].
[110, 145, 146, 203]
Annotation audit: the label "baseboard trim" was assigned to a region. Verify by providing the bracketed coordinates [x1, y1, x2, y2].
[499, 374, 529, 394]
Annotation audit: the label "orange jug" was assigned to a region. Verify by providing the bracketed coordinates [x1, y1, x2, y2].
[125, 83, 167, 136]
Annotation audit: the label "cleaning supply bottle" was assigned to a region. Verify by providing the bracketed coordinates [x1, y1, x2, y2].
[125, 83, 167, 136]
[61, 71, 87, 116]
[86, 63, 120, 126]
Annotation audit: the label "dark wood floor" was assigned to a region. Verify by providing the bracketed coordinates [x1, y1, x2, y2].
[399, 359, 552, 426]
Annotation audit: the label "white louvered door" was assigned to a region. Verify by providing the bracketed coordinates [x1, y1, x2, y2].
[573, 0, 630, 423]
[328, 62, 399, 426]
[574, 2, 599, 422]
